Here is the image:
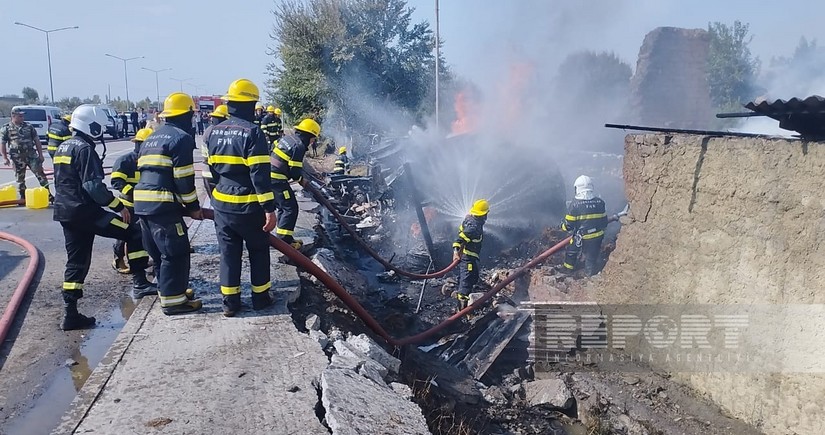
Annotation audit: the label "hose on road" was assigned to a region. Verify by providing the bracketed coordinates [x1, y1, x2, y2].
[0, 232, 41, 348]
[203, 207, 567, 346]
[302, 181, 459, 280]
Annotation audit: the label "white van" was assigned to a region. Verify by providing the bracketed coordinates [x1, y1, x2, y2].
[11, 105, 63, 144]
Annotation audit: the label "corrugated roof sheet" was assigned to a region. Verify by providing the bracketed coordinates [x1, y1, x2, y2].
[745, 95, 825, 138]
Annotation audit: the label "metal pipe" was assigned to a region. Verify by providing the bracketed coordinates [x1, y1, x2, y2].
[403, 162, 438, 268]
[0, 231, 41, 349]
[604, 123, 780, 138]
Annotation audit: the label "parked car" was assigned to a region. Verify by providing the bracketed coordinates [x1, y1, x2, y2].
[10, 105, 62, 144]
[94, 105, 123, 139]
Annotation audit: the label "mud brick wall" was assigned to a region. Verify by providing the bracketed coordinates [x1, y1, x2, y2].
[594, 133, 825, 434]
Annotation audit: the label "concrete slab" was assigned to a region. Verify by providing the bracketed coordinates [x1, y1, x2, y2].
[56, 206, 330, 435]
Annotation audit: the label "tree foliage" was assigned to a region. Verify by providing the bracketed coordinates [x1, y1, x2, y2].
[21, 87, 39, 104]
[267, 0, 448, 138]
[707, 21, 760, 111]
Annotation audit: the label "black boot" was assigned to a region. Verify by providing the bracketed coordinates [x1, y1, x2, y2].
[132, 271, 158, 299]
[161, 299, 203, 315]
[251, 290, 274, 311]
[61, 291, 96, 331]
[223, 294, 242, 317]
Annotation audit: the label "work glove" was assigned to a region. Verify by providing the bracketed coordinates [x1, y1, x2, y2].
[452, 249, 460, 262]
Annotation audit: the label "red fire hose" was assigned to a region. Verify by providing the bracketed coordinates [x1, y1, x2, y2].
[203, 207, 567, 346]
[302, 182, 460, 280]
[0, 232, 40, 347]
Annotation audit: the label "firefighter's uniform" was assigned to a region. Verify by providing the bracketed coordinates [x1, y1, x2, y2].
[332, 146, 349, 175]
[270, 118, 320, 247]
[134, 93, 202, 315]
[261, 106, 283, 144]
[53, 104, 152, 330]
[452, 200, 488, 309]
[207, 79, 277, 315]
[110, 127, 153, 276]
[254, 103, 264, 127]
[201, 104, 229, 192]
[561, 176, 607, 276]
[47, 115, 72, 159]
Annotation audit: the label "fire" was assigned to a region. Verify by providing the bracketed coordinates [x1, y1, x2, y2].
[410, 207, 439, 237]
[450, 91, 477, 136]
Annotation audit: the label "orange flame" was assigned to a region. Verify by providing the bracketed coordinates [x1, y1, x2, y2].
[410, 207, 439, 238]
[450, 91, 477, 136]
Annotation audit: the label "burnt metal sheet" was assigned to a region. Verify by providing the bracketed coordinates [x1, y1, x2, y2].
[744, 95, 825, 138]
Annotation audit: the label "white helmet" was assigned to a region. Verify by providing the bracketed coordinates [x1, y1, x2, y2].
[70, 104, 110, 139]
[573, 175, 594, 200]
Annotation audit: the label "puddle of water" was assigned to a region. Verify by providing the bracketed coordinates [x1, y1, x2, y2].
[5, 295, 136, 435]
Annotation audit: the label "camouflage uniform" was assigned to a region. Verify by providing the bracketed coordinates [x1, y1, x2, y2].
[0, 121, 50, 197]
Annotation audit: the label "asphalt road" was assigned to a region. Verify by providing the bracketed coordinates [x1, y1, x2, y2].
[0, 138, 150, 433]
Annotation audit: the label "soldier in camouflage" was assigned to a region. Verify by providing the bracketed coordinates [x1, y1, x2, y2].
[0, 108, 53, 201]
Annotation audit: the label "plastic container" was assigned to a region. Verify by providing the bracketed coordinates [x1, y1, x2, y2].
[0, 185, 17, 203]
[25, 187, 50, 209]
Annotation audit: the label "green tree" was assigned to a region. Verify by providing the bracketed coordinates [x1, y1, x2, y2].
[21, 87, 39, 104]
[267, 0, 448, 139]
[707, 21, 760, 111]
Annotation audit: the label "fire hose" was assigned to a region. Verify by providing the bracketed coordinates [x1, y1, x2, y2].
[302, 181, 460, 280]
[0, 232, 40, 347]
[202, 207, 568, 346]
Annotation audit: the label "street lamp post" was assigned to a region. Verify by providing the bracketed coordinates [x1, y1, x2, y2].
[14, 22, 78, 103]
[105, 54, 144, 110]
[434, 0, 440, 131]
[141, 67, 171, 111]
[169, 77, 193, 92]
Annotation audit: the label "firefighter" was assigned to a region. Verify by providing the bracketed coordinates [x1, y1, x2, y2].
[206, 79, 278, 317]
[559, 175, 608, 276]
[201, 104, 229, 192]
[270, 118, 320, 249]
[134, 92, 203, 315]
[254, 102, 264, 127]
[261, 105, 283, 145]
[110, 127, 153, 279]
[1, 108, 53, 201]
[451, 199, 488, 310]
[47, 113, 72, 159]
[52, 104, 155, 330]
[332, 146, 350, 175]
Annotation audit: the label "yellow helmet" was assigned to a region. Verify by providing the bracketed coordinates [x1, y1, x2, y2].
[224, 79, 260, 103]
[470, 199, 489, 216]
[338, 146, 347, 154]
[61, 113, 72, 122]
[132, 127, 154, 142]
[274, 108, 282, 116]
[294, 118, 321, 137]
[160, 92, 195, 118]
[255, 102, 264, 110]
[266, 105, 276, 113]
[212, 104, 229, 119]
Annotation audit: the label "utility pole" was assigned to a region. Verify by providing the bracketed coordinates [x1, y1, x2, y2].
[169, 77, 193, 92]
[14, 22, 78, 103]
[105, 54, 144, 110]
[142, 67, 171, 111]
[434, 0, 440, 131]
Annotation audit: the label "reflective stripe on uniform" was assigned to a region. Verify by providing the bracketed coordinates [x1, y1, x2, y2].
[47, 145, 58, 151]
[221, 285, 241, 295]
[462, 248, 479, 258]
[563, 262, 575, 269]
[127, 250, 149, 260]
[48, 133, 71, 141]
[273, 147, 302, 167]
[173, 164, 195, 178]
[179, 190, 198, 203]
[276, 227, 294, 236]
[110, 217, 128, 229]
[108, 197, 122, 209]
[111, 171, 129, 180]
[211, 189, 271, 204]
[582, 230, 604, 240]
[138, 154, 173, 167]
[63, 282, 83, 290]
[282, 190, 290, 200]
[270, 172, 288, 180]
[122, 184, 134, 194]
[252, 282, 271, 293]
[208, 154, 270, 166]
[134, 190, 176, 202]
[565, 213, 607, 221]
[159, 293, 188, 307]
[119, 197, 134, 207]
[53, 156, 72, 164]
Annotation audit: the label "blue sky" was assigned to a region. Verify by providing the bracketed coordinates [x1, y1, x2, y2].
[1, 0, 822, 102]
